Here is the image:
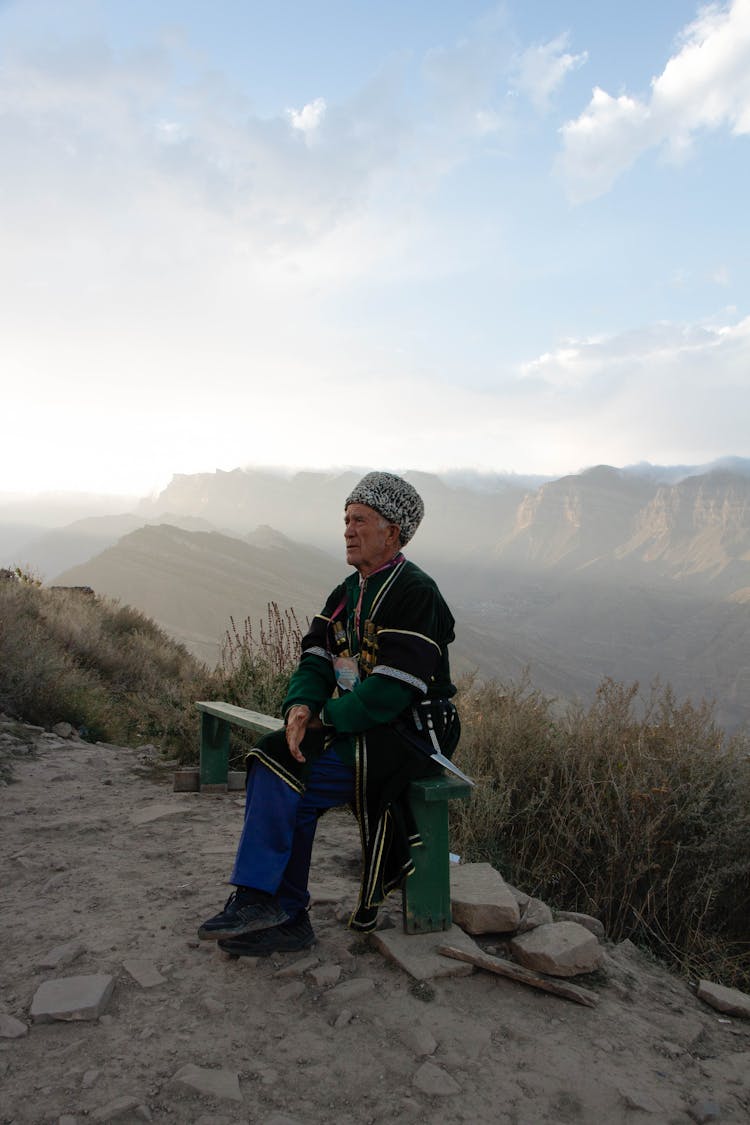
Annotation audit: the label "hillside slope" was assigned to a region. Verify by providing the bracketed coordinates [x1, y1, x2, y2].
[54, 523, 343, 665]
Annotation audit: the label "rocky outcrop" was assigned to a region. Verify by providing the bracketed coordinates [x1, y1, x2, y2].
[450, 862, 605, 979]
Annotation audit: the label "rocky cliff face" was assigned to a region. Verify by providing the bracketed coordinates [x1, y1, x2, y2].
[487, 468, 750, 592]
[499, 466, 656, 570]
[617, 471, 750, 583]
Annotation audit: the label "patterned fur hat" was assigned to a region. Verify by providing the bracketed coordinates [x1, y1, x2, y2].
[345, 471, 424, 546]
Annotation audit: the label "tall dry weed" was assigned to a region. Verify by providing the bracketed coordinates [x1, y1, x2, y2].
[217, 602, 302, 717]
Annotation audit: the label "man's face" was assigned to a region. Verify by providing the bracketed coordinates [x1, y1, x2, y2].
[344, 502, 401, 577]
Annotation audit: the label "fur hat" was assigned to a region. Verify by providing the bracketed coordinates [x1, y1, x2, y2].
[345, 471, 424, 546]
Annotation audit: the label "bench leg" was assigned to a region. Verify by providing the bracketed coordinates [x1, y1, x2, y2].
[402, 795, 452, 934]
[199, 713, 230, 792]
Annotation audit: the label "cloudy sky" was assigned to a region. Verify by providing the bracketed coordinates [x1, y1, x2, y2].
[2, 0, 749, 496]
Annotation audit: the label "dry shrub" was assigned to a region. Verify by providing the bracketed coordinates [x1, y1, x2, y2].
[213, 603, 303, 768]
[451, 675, 750, 990]
[0, 574, 215, 757]
[217, 602, 302, 716]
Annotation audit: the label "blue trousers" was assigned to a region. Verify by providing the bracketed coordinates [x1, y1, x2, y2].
[230, 746, 355, 918]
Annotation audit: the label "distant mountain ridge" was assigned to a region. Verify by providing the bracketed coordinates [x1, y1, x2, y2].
[132, 463, 750, 595]
[3, 512, 217, 580]
[53, 523, 343, 665]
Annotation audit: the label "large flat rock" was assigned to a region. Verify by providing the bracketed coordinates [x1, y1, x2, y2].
[372, 924, 477, 981]
[450, 862, 521, 934]
[30, 974, 115, 1022]
[509, 921, 603, 978]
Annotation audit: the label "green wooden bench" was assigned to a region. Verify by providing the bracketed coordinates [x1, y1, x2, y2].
[195, 700, 471, 935]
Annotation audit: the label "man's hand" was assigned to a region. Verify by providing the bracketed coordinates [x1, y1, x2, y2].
[285, 704, 322, 763]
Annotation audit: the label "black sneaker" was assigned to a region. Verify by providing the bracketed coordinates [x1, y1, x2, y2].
[218, 910, 315, 957]
[198, 888, 289, 941]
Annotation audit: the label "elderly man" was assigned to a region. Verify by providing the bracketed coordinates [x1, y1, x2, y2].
[199, 471, 459, 955]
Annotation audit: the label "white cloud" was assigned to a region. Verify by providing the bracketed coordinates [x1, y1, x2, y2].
[285, 96, 326, 139]
[512, 33, 588, 111]
[559, 0, 750, 201]
[516, 315, 750, 467]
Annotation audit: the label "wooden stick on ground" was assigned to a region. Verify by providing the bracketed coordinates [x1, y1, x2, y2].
[438, 945, 599, 1008]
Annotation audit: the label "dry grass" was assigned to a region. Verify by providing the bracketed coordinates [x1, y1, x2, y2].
[0, 572, 215, 756]
[451, 674, 750, 990]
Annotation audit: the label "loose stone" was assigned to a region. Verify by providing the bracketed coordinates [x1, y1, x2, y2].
[122, 959, 166, 989]
[509, 921, 603, 978]
[37, 941, 86, 971]
[306, 963, 341, 989]
[696, 979, 750, 1019]
[412, 1061, 461, 1096]
[171, 1063, 241, 1102]
[30, 974, 115, 1022]
[90, 1095, 143, 1122]
[0, 1013, 28, 1038]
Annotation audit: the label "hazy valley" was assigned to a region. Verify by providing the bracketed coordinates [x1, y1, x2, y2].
[4, 459, 749, 732]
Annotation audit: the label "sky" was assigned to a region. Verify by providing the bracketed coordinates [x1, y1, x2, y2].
[1, 0, 749, 496]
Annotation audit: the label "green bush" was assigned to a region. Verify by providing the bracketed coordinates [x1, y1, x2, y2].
[451, 675, 750, 990]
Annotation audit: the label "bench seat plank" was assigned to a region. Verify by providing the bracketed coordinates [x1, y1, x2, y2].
[196, 701, 283, 735]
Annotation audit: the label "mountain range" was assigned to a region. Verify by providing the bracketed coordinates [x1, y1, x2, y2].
[31, 459, 750, 734]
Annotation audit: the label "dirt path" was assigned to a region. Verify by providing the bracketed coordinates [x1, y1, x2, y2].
[1, 725, 749, 1125]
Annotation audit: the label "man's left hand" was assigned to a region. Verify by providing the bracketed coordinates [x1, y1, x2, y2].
[285, 705, 323, 763]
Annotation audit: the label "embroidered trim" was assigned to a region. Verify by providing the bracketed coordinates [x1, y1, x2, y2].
[364, 808, 389, 907]
[371, 665, 428, 694]
[305, 646, 332, 663]
[382, 855, 415, 898]
[376, 627, 441, 652]
[244, 748, 305, 795]
[368, 559, 406, 620]
[351, 731, 370, 927]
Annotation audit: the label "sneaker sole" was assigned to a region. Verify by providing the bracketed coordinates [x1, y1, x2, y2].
[197, 907, 290, 941]
[218, 931, 316, 957]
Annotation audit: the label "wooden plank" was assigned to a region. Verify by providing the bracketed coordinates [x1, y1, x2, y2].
[438, 944, 599, 1008]
[195, 701, 283, 735]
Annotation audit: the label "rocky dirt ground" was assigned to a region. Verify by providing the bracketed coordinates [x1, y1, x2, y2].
[1, 720, 749, 1125]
